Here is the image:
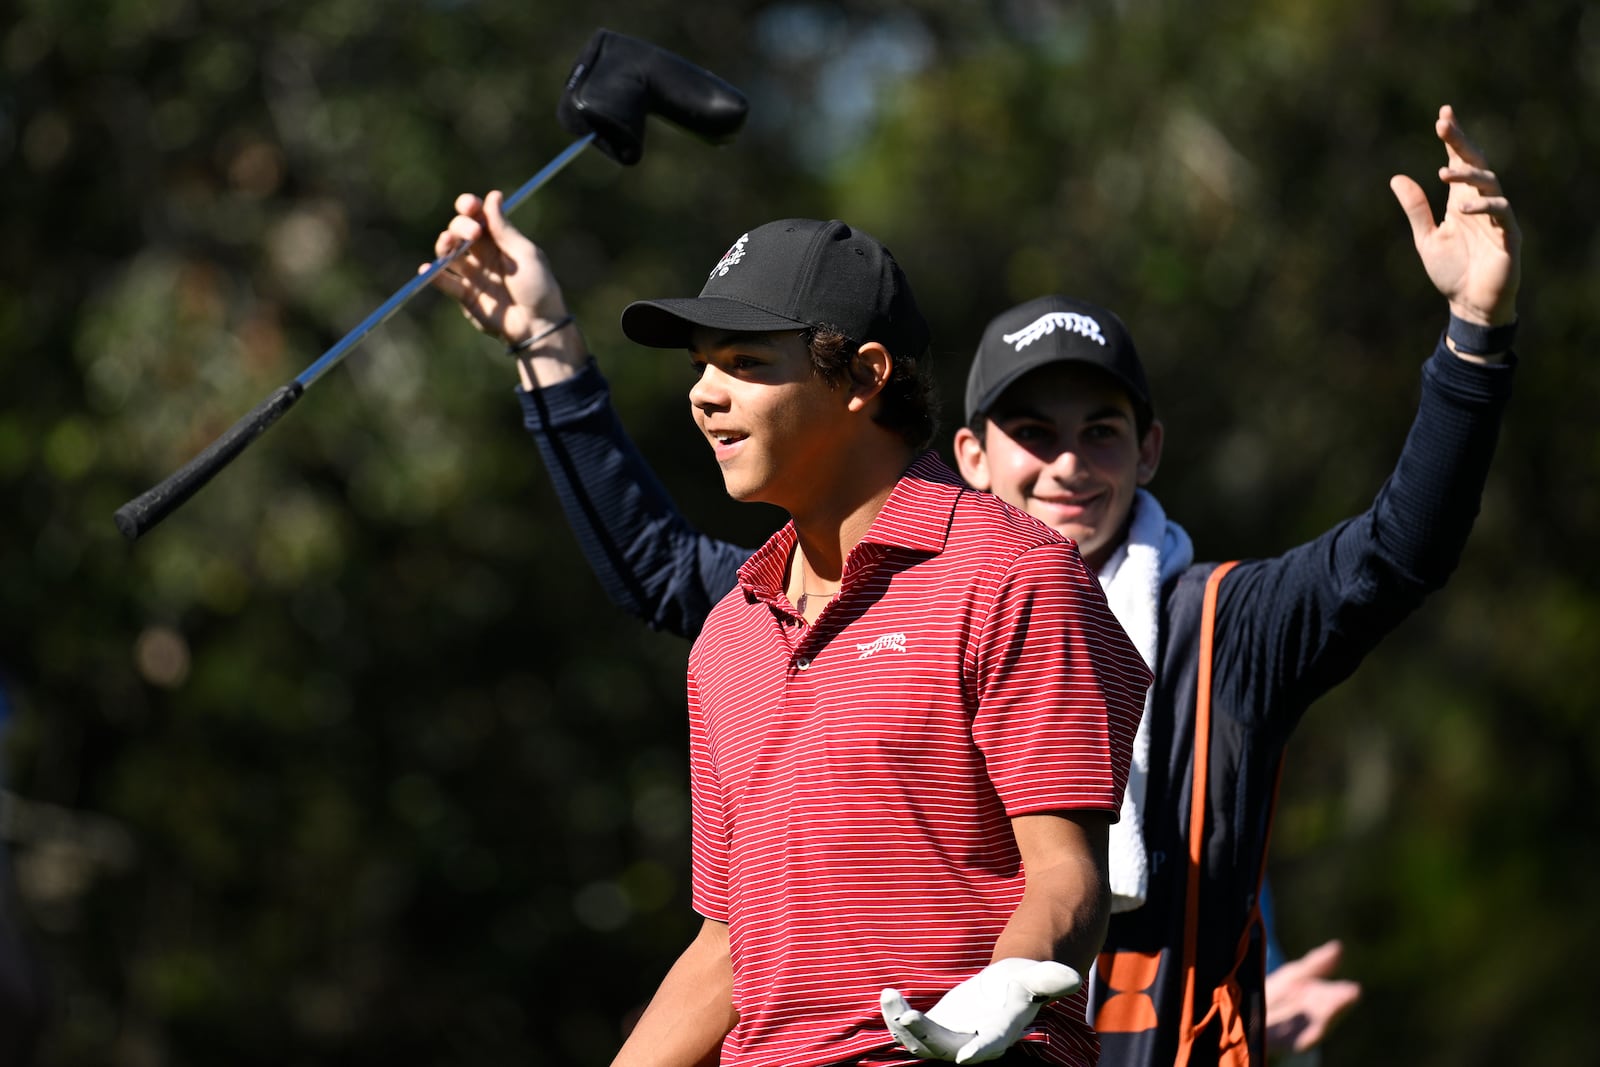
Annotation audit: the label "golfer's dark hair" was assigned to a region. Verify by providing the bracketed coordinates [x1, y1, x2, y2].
[805, 325, 938, 450]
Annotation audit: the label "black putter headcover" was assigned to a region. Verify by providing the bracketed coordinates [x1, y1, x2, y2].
[557, 29, 748, 165]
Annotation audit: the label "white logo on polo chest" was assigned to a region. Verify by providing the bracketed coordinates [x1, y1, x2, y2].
[855, 633, 908, 659]
[1002, 312, 1107, 351]
[710, 233, 750, 277]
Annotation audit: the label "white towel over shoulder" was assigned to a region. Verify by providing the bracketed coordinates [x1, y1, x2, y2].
[1095, 489, 1192, 913]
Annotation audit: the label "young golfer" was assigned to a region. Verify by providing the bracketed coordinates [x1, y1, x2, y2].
[434, 217, 1151, 1066]
[430, 104, 1517, 1066]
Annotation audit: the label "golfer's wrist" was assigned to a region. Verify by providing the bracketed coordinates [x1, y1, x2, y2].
[510, 316, 588, 389]
[505, 313, 578, 354]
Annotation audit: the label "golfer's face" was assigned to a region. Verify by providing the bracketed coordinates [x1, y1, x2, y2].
[969, 363, 1161, 571]
[686, 328, 848, 510]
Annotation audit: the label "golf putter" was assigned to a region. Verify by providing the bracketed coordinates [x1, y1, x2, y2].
[113, 28, 747, 541]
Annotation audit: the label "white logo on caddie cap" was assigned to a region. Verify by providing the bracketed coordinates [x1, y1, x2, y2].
[1002, 312, 1107, 352]
[710, 233, 750, 278]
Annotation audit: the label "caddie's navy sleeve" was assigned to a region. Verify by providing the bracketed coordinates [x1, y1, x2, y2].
[517, 359, 752, 640]
[1210, 334, 1516, 740]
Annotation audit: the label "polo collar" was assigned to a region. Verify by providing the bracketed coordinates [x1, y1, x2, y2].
[736, 451, 965, 604]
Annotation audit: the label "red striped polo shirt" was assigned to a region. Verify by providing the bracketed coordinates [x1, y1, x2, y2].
[687, 453, 1150, 1067]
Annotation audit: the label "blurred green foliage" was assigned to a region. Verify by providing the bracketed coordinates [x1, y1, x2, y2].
[1, 1, 1595, 1064]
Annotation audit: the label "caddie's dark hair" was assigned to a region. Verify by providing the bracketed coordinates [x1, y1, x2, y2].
[804, 325, 938, 450]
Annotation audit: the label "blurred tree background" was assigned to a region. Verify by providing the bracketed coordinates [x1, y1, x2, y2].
[1, 0, 1594, 1063]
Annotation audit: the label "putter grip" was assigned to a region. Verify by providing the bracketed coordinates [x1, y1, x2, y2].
[113, 382, 304, 541]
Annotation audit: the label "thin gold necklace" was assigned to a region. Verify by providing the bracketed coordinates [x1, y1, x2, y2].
[795, 574, 839, 617]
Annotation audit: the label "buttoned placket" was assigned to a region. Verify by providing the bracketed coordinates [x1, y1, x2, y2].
[778, 542, 889, 674]
[778, 599, 822, 673]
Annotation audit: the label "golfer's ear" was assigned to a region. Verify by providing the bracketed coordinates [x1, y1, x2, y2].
[954, 424, 992, 490]
[846, 342, 893, 411]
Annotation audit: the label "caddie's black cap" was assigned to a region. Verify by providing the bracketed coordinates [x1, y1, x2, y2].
[620, 218, 930, 358]
[964, 295, 1153, 429]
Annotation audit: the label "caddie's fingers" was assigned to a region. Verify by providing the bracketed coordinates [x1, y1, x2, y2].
[1293, 979, 1363, 1052]
[1388, 175, 1436, 244]
[1294, 939, 1345, 979]
[1437, 104, 1489, 171]
[1452, 195, 1516, 219]
[1018, 961, 1081, 1002]
[1439, 163, 1502, 197]
[453, 191, 485, 216]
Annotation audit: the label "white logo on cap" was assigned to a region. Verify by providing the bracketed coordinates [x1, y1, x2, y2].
[1002, 312, 1107, 352]
[710, 233, 749, 278]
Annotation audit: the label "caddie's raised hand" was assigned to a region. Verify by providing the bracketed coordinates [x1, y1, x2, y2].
[1389, 104, 1521, 327]
[424, 189, 572, 349]
[880, 958, 1081, 1064]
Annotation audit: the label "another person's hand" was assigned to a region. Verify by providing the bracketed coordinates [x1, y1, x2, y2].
[1389, 104, 1521, 328]
[426, 190, 577, 349]
[1264, 939, 1362, 1055]
[880, 958, 1080, 1064]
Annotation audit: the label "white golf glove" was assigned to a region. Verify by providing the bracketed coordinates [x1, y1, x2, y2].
[880, 958, 1082, 1064]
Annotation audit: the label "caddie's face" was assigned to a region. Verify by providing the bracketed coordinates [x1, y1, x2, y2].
[687, 327, 849, 512]
[954, 362, 1162, 572]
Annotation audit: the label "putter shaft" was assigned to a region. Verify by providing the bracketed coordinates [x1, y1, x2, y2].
[295, 131, 596, 389]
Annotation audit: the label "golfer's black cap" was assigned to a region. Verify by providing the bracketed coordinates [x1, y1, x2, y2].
[964, 295, 1153, 429]
[620, 218, 930, 358]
